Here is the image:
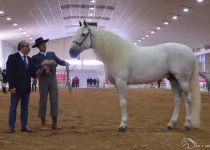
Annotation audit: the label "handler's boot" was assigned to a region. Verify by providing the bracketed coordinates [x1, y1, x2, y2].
[52, 117, 62, 130]
[40, 117, 47, 130]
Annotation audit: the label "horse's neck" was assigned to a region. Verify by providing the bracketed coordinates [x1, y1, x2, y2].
[91, 28, 135, 64]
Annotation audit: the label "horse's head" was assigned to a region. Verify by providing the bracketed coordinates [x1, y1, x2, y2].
[69, 20, 92, 58]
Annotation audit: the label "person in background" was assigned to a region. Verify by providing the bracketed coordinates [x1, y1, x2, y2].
[31, 78, 37, 92]
[75, 76, 79, 88]
[87, 77, 90, 88]
[96, 77, 99, 88]
[157, 80, 161, 88]
[6, 40, 35, 133]
[32, 37, 69, 130]
[2, 69, 8, 93]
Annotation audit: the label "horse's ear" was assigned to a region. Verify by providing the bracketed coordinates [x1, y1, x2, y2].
[83, 20, 87, 27]
[79, 21, 82, 26]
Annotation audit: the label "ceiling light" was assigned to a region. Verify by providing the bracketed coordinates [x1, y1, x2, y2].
[157, 26, 161, 30]
[197, 0, 204, 2]
[150, 30, 155, 34]
[145, 34, 149, 38]
[29, 37, 33, 40]
[134, 42, 137, 46]
[172, 15, 178, 20]
[138, 40, 141, 42]
[18, 27, 23, 31]
[0, 10, 4, 14]
[90, 0, 96, 3]
[26, 34, 30, 37]
[89, 7, 95, 10]
[142, 37, 145, 40]
[183, 8, 189, 12]
[6, 17, 12, 21]
[13, 23, 18, 26]
[164, 21, 169, 25]
[89, 13, 93, 16]
[23, 32, 27, 34]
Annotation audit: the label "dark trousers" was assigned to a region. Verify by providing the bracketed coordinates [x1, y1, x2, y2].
[8, 93, 30, 129]
[38, 75, 58, 118]
[2, 87, 7, 93]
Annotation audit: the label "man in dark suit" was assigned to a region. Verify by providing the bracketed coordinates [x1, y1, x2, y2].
[6, 40, 35, 133]
[32, 37, 68, 130]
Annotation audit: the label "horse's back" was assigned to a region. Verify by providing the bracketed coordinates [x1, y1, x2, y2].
[125, 43, 196, 83]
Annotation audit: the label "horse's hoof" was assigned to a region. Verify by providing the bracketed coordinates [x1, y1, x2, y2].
[118, 127, 127, 132]
[165, 126, 173, 131]
[181, 126, 191, 132]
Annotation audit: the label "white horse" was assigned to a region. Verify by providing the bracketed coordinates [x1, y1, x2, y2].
[69, 21, 201, 132]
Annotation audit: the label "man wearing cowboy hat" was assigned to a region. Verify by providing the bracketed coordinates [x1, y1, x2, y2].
[32, 37, 69, 130]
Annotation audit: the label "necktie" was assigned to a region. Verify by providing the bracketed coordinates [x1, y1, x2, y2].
[23, 56, 28, 68]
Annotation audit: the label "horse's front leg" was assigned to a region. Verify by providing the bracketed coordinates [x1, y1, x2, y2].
[115, 78, 128, 132]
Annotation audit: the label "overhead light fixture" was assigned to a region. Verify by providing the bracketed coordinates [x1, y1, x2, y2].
[89, 13, 93, 16]
[29, 37, 33, 40]
[150, 30, 155, 34]
[157, 26, 161, 30]
[0, 10, 4, 14]
[197, 0, 204, 2]
[89, 7, 95, 10]
[172, 15, 178, 20]
[18, 27, 23, 31]
[13, 23, 18, 26]
[145, 34, 149, 38]
[22, 32, 27, 34]
[26, 34, 30, 37]
[90, 0, 96, 3]
[6, 17, 12, 21]
[183, 7, 189, 12]
[142, 37, 145, 40]
[138, 40, 141, 42]
[164, 21, 169, 25]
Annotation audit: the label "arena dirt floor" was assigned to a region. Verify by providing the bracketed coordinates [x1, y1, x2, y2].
[0, 88, 210, 150]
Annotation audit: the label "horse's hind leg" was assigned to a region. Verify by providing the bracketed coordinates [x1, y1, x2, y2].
[179, 80, 192, 131]
[166, 78, 182, 130]
[115, 78, 128, 132]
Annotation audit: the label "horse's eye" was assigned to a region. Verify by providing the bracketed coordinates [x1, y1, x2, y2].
[82, 33, 86, 37]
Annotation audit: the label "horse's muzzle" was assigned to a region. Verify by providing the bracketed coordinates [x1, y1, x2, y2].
[69, 44, 80, 58]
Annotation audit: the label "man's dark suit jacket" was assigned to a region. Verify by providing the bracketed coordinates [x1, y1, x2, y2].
[32, 51, 67, 73]
[6, 52, 35, 94]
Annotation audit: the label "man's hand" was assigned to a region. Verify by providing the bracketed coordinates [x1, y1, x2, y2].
[10, 88, 16, 94]
[66, 62, 70, 66]
[41, 60, 57, 66]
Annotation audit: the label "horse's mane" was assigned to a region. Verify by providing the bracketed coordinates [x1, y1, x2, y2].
[91, 27, 137, 63]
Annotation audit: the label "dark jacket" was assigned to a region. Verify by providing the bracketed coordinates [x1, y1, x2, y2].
[32, 51, 67, 74]
[6, 52, 36, 94]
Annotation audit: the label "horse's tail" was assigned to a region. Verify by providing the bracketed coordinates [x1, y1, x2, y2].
[190, 58, 201, 128]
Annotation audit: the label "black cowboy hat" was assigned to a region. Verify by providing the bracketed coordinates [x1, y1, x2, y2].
[32, 37, 49, 48]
